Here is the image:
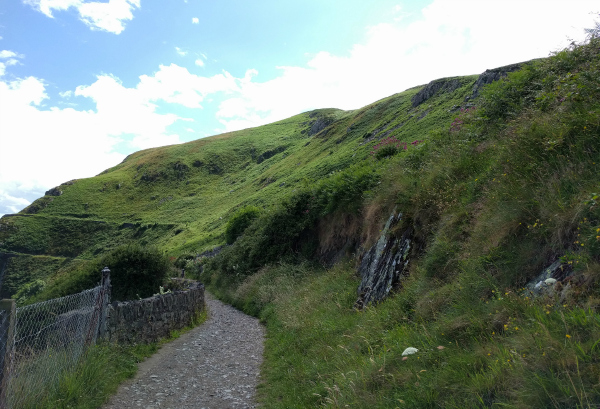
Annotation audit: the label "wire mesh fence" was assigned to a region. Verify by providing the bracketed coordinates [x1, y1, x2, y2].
[0, 303, 15, 408]
[0, 269, 110, 409]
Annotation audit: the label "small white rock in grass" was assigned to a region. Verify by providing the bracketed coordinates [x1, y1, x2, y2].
[402, 347, 418, 356]
[545, 278, 557, 285]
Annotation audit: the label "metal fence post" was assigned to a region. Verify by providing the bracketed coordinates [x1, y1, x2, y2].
[0, 299, 15, 408]
[97, 267, 111, 340]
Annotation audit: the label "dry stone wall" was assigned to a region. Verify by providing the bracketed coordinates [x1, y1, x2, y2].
[107, 282, 205, 344]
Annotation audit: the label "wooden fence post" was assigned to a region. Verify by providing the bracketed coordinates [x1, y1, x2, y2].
[0, 299, 15, 408]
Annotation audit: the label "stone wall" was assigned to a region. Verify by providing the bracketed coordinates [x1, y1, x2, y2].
[106, 281, 205, 344]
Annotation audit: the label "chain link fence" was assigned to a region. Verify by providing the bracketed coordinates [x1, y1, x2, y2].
[0, 269, 110, 409]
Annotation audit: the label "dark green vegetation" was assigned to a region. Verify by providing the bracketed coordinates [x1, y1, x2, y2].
[225, 206, 261, 244]
[21, 244, 170, 303]
[2, 36, 600, 407]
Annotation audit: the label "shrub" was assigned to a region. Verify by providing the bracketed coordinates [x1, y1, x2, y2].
[53, 244, 169, 301]
[207, 164, 379, 276]
[371, 137, 405, 160]
[225, 206, 262, 244]
[97, 244, 169, 301]
[371, 137, 422, 160]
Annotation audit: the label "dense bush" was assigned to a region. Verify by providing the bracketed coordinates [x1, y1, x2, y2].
[207, 164, 379, 276]
[225, 206, 261, 244]
[94, 244, 170, 301]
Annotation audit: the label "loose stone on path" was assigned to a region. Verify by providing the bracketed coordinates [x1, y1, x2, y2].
[102, 293, 265, 409]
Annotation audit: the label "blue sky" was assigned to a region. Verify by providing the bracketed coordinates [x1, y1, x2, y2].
[0, 0, 597, 216]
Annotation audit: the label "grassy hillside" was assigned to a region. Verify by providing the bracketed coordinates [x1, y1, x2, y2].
[2, 35, 600, 408]
[200, 38, 600, 407]
[0, 72, 476, 299]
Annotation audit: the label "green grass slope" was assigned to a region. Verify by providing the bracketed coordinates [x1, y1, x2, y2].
[199, 39, 600, 407]
[1, 73, 476, 299]
[4, 37, 600, 408]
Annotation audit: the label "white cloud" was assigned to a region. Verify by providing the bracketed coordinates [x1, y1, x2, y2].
[192, 17, 199, 24]
[0, 61, 245, 214]
[0, 75, 126, 216]
[212, 0, 599, 132]
[136, 64, 238, 108]
[175, 47, 188, 56]
[24, 0, 81, 17]
[0, 50, 18, 59]
[0, 50, 23, 76]
[194, 58, 204, 67]
[0, 190, 31, 215]
[24, 0, 140, 34]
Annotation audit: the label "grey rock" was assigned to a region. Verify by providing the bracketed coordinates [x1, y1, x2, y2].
[469, 61, 528, 99]
[308, 117, 334, 136]
[411, 77, 463, 107]
[45, 187, 63, 196]
[355, 209, 411, 308]
[107, 283, 205, 344]
[525, 260, 573, 297]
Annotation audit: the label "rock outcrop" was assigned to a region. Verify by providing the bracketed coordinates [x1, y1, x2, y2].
[411, 77, 463, 107]
[306, 111, 336, 136]
[468, 61, 527, 99]
[355, 209, 411, 308]
[525, 259, 573, 298]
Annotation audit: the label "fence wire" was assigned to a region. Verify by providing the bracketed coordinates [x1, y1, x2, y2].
[3, 284, 109, 409]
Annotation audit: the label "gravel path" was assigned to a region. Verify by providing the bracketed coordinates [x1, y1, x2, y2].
[102, 293, 265, 409]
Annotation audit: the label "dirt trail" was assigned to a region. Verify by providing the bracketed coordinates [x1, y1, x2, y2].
[102, 293, 265, 409]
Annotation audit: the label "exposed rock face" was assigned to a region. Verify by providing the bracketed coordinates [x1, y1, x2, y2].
[198, 245, 224, 259]
[411, 77, 463, 107]
[45, 187, 62, 196]
[468, 61, 525, 99]
[355, 210, 411, 309]
[307, 111, 335, 136]
[525, 260, 573, 298]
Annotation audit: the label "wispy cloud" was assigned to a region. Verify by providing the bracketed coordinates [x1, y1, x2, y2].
[0, 50, 23, 77]
[23, 0, 141, 34]
[175, 46, 188, 56]
[192, 17, 199, 24]
[194, 58, 204, 67]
